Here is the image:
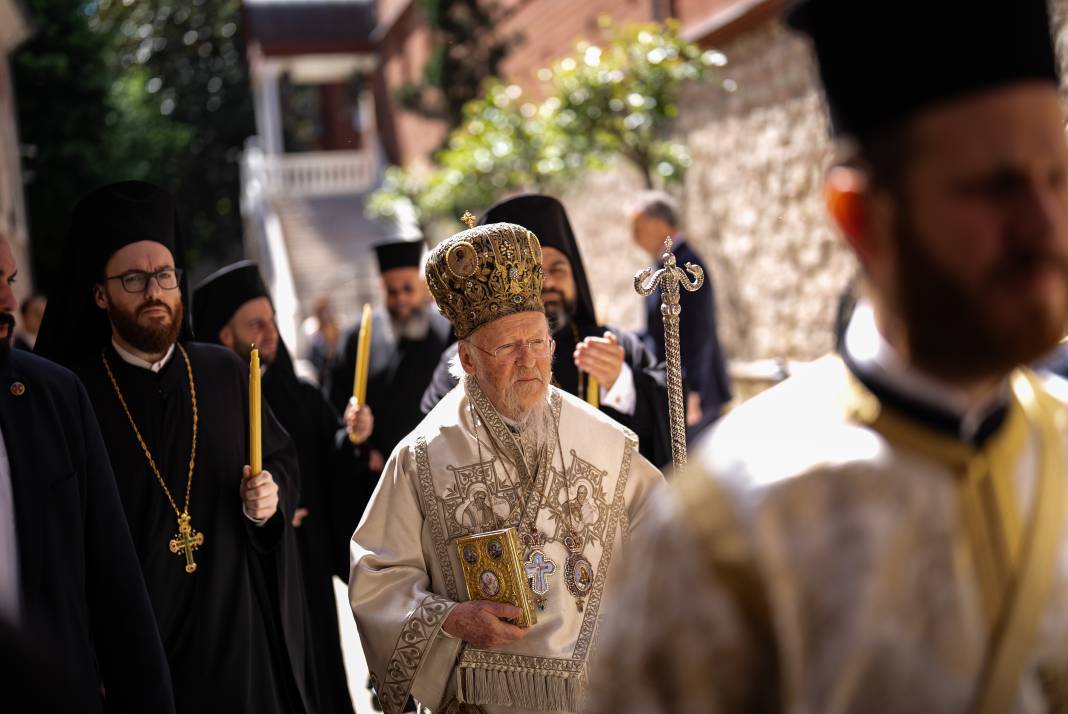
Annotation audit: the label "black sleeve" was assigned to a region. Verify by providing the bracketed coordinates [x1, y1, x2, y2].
[677, 271, 716, 396]
[701, 275, 732, 407]
[77, 374, 176, 713]
[251, 396, 300, 553]
[328, 329, 359, 413]
[319, 389, 375, 579]
[420, 342, 461, 415]
[608, 329, 674, 469]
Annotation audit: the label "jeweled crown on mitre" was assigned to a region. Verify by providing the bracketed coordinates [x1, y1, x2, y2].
[426, 214, 544, 339]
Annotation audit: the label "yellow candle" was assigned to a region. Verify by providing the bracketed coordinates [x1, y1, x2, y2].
[348, 304, 373, 445]
[586, 375, 600, 409]
[353, 303, 373, 404]
[249, 346, 262, 475]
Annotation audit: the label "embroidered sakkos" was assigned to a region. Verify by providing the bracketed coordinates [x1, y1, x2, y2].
[349, 378, 663, 714]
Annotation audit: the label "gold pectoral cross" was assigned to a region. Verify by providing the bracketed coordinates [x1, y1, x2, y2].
[169, 512, 205, 573]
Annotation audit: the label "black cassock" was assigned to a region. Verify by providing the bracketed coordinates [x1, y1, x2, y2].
[420, 323, 673, 468]
[329, 308, 453, 460]
[74, 341, 314, 714]
[3, 348, 174, 713]
[264, 346, 376, 714]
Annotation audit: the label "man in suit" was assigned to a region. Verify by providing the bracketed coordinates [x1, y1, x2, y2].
[630, 191, 732, 436]
[0, 230, 173, 713]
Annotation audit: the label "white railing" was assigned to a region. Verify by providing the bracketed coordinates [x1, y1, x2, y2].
[252, 148, 378, 197]
[240, 141, 302, 355]
[239, 141, 381, 359]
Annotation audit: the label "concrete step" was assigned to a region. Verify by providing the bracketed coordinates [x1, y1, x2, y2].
[273, 193, 390, 343]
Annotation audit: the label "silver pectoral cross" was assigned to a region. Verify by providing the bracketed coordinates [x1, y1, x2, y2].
[634, 237, 705, 468]
[524, 550, 556, 596]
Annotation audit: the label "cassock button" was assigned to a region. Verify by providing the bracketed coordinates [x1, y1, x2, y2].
[10, 382, 25, 397]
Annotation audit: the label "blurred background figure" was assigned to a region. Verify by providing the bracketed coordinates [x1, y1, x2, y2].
[13, 294, 44, 352]
[330, 239, 452, 472]
[305, 295, 340, 391]
[630, 191, 732, 436]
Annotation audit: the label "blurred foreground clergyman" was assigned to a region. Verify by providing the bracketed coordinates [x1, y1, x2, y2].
[349, 218, 662, 714]
[590, 1, 1068, 712]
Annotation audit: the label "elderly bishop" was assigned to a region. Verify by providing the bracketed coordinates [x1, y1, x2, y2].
[349, 219, 663, 714]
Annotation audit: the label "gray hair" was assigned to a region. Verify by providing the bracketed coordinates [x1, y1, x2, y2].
[448, 348, 467, 381]
[632, 190, 680, 229]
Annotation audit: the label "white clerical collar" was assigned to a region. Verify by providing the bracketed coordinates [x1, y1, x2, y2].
[842, 301, 1008, 441]
[112, 339, 176, 373]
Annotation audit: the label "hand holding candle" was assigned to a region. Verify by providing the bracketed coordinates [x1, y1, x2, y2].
[349, 303, 373, 444]
[249, 345, 262, 475]
[574, 331, 623, 402]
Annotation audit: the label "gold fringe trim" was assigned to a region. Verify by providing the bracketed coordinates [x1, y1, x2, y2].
[455, 665, 583, 712]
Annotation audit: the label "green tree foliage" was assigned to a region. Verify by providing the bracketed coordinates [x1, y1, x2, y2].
[14, 0, 254, 290]
[549, 20, 724, 188]
[13, 0, 181, 290]
[369, 83, 575, 231]
[370, 20, 718, 230]
[397, 0, 518, 129]
[94, 0, 255, 269]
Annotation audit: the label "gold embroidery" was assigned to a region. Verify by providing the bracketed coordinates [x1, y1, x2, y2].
[377, 593, 453, 714]
[415, 436, 461, 601]
[442, 459, 520, 539]
[464, 375, 562, 532]
[419, 386, 636, 681]
[573, 435, 635, 662]
[459, 649, 585, 674]
[426, 222, 544, 339]
[546, 450, 611, 547]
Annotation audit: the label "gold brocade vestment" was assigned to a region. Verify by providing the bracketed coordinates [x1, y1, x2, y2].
[349, 377, 663, 714]
[590, 355, 1068, 714]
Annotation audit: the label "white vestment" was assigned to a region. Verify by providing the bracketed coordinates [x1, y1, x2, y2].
[350, 375, 662, 714]
[589, 349, 1068, 714]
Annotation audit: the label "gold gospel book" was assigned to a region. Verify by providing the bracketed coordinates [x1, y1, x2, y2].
[455, 527, 537, 627]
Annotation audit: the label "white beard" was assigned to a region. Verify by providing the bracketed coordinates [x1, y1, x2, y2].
[510, 396, 553, 468]
[392, 305, 431, 341]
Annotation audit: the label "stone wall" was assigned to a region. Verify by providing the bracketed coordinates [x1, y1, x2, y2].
[559, 17, 845, 364]
[676, 19, 845, 361]
[560, 3, 1068, 368]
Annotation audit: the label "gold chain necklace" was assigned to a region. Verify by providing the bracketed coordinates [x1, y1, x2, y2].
[102, 343, 204, 574]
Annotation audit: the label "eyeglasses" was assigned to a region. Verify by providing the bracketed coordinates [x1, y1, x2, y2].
[469, 336, 553, 360]
[103, 268, 183, 294]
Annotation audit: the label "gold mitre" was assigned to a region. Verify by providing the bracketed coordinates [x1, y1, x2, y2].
[426, 216, 544, 339]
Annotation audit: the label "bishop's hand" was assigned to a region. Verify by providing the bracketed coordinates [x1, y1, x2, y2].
[345, 399, 374, 445]
[442, 600, 529, 648]
[574, 331, 625, 391]
[241, 466, 279, 523]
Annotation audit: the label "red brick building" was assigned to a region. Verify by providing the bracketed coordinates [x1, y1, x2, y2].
[371, 0, 788, 167]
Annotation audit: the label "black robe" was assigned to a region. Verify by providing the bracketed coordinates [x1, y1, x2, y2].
[3, 348, 174, 713]
[419, 323, 674, 468]
[74, 341, 313, 714]
[263, 346, 376, 714]
[329, 308, 453, 461]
